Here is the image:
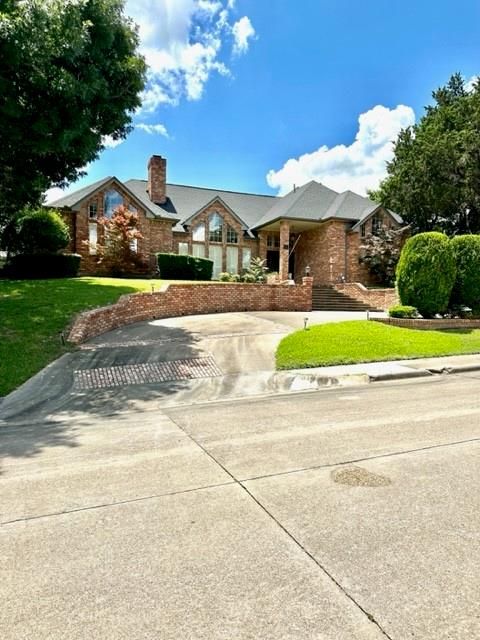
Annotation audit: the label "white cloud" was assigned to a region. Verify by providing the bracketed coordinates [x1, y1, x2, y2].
[125, 1, 256, 113]
[136, 123, 170, 137]
[44, 187, 66, 205]
[102, 135, 125, 149]
[466, 75, 479, 92]
[232, 16, 255, 55]
[267, 104, 416, 196]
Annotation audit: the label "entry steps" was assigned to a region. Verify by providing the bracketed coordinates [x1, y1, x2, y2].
[312, 285, 380, 312]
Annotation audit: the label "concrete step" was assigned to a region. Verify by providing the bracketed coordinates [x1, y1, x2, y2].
[312, 285, 377, 312]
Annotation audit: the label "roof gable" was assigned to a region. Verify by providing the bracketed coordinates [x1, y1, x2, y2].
[48, 176, 179, 221]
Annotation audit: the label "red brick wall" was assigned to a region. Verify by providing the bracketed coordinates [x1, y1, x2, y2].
[346, 231, 374, 284]
[68, 279, 314, 344]
[59, 180, 174, 274]
[334, 283, 398, 310]
[147, 155, 167, 204]
[294, 221, 348, 283]
[374, 317, 480, 330]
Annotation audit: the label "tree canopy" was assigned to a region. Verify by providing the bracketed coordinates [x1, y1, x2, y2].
[0, 0, 146, 224]
[371, 73, 480, 235]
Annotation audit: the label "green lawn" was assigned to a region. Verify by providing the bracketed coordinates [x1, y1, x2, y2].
[0, 276, 205, 397]
[276, 320, 480, 370]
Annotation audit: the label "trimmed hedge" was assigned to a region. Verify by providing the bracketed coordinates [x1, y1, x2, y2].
[450, 235, 480, 309]
[3, 253, 81, 279]
[156, 253, 213, 281]
[388, 304, 418, 319]
[396, 232, 456, 318]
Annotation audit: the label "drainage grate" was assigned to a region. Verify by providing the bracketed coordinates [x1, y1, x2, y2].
[73, 357, 222, 390]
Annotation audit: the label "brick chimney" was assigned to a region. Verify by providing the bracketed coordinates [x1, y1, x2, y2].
[147, 155, 167, 204]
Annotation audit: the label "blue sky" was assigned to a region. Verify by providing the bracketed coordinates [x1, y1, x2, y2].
[47, 0, 480, 202]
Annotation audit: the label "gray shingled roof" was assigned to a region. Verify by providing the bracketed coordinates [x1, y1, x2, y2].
[48, 175, 401, 232]
[252, 181, 340, 229]
[47, 177, 113, 209]
[125, 180, 277, 231]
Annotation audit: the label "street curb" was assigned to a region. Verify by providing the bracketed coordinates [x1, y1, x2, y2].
[367, 369, 433, 382]
[426, 363, 480, 375]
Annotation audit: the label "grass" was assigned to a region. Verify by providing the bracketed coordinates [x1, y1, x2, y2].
[0, 276, 213, 397]
[276, 320, 480, 370]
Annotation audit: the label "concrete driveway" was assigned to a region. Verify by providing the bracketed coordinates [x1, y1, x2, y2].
[1, 373, 480, 638]
[1, 310, 379, 424]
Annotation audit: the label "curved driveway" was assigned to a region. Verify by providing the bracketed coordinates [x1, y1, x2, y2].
[1, 310, 379, 424]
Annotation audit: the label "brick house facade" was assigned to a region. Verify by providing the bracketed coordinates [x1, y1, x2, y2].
[50, 154, 403, 283]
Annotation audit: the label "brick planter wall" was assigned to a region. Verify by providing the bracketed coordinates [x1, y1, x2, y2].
[68, 278, 314, 344]
[374, 317, 480, 330]
[334, 283, 398, 310]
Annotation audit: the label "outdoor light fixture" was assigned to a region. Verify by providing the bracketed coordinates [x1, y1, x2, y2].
[304, 317, 309, 330]
[305, 265, 311, 276]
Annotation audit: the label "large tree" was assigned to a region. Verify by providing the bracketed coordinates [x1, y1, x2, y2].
[371, 73, 480, 235]
[0, 0, 146, 225]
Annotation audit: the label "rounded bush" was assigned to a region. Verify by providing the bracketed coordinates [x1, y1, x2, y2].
[450, 235, 480, 308]
[11, 208, 70, 254]
[396, 232, 456, 317]
[4, 253, 81, 279]
[388, 305, 418, 318]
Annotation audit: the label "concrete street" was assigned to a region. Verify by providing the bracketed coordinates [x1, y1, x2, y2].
[2, 372, 480, 639]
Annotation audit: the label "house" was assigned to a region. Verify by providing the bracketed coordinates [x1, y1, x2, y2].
[49, 154, 402, 283]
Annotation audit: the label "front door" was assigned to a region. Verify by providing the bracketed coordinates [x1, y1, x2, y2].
[266, 250, 279, 273]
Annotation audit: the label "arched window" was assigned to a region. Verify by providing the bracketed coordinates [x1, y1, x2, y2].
[209, 212, 223, 243]
[104, 189, 124, 218]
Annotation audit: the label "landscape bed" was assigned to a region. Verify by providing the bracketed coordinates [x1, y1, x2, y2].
[276, 320, 480, 370]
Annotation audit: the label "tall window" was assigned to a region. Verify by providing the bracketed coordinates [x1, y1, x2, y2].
[209, 212, 223, 242]
[89, 201, 98, 219]
[104, 189, 124, 218]
[192, 223, 205, 242]
[242, 248, 252, 270]
[267, 234, 280, 249]
[360, 223, 366, 238]
[88, 223, 97, 255]
[371, 213, 382, 235]
[226, 225, 238, 244]
[226, 246, 239, 274]
[209, 245, 223, 278]
[192, 244, 205, 258]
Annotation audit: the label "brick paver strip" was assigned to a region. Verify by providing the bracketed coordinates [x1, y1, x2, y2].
[73, 357, 223, 390]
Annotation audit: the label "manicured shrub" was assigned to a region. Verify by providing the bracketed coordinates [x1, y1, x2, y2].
[218, 272, 242, 282]
[388, 305, 418, 318]
[450, 235, 480, 308]
[4, 253, 81, 279]
[156, 253, 213, 281]
[242, 257, 268, 283]
[5, 207, 70, 255]
[396, 232, 456, 317]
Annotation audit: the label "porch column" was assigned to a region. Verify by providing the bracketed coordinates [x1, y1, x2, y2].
[279, 219, 290, 281]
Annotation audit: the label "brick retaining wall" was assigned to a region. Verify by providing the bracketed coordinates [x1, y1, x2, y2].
[374, 317, 480, 330]
[68, 278, 314, 344]
[334, 283, 398, 310]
